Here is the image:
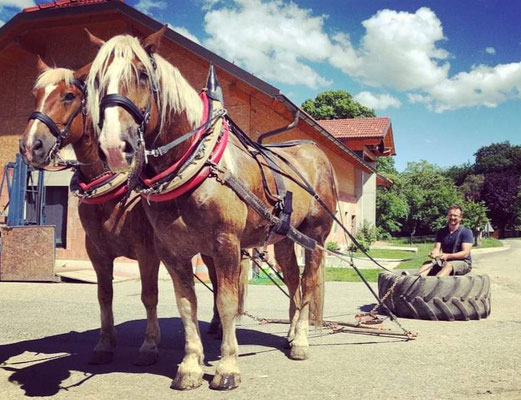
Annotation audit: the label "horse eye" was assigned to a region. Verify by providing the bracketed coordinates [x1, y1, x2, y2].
[139, 71, 148, 83]
[63, 93, 75, 102]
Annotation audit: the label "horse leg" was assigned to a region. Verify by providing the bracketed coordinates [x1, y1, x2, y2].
[209, 235, 242, 391]
[163, 258, 204, 390]
[86, 239, 117, 364]
[201, 254, 220, 334]
[135, 251, 161, 366]
[274, 239, 302, 347]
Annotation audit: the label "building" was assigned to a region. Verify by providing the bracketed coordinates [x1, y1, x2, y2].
[0, 0, 395, 259]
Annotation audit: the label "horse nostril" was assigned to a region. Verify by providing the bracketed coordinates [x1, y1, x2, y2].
[122, 139, 135, 156]
[19, 140, 26, 154]
[33, 139, 43, 152]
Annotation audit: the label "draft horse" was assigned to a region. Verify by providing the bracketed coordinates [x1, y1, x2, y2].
[19, 59, 162, 366]
[87, 27, 338, 390]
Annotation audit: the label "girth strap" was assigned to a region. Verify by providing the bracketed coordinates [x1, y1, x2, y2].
[210, 165, 316, 250]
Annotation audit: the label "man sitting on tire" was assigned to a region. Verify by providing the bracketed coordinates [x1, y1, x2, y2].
[417, 205, 473, 277]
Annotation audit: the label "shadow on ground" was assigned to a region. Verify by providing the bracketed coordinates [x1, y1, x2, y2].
[0, 318, 286, 397]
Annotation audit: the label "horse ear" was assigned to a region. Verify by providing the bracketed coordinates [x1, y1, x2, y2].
[37, 55, 50, 73]
[74, 62, 92, 81]
[142, 25, 167, 54]
[85, 28, 105, 48]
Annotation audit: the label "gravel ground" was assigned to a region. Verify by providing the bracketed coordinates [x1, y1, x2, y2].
[0, 239, 520, 399]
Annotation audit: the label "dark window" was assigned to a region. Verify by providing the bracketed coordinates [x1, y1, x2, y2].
[26, 186, 68, 247]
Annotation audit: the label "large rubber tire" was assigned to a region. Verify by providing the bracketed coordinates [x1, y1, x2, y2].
[377, 271, 491, 321]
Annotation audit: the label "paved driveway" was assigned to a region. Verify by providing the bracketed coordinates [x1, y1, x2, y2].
[1, 240, 520, 399]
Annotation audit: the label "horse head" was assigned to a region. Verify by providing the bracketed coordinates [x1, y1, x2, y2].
[87, 27, 203, 174]
[20, 57, 90, 169]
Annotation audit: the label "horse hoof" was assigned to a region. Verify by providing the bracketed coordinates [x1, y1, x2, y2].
[170, 371, 203, 390]
[289, 346, 309, 361]
[88, 350, 114, 365]
[134, 350, 159, 366]
[210, 373, 241, 390]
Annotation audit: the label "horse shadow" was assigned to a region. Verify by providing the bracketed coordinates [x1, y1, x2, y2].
[0, 317, 286, 397]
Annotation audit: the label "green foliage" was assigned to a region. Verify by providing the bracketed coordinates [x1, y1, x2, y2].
[443, 162, 474, 186]
[459, 174, 484, 201]
[326, 241, 339, 251]
[462, 200, 489, 245]
[474, 141, 521, 174]
[401, 161, 463, 234]
[348, 220, 378, 252]
[301, 90, 376, 120]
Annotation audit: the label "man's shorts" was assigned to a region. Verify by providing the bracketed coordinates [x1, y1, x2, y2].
[428, 260, 472, 276]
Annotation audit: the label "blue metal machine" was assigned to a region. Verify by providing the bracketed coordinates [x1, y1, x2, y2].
[0, 153, 46, 227]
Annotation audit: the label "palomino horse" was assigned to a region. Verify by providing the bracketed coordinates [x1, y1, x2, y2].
[19, 58, 162, 366]
[87, 27, 337, 390]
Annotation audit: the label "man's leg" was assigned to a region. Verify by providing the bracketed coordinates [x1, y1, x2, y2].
[418, 261, 434, 276]
[436, 262, 453, 277]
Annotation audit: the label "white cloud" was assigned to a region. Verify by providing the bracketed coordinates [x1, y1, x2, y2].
[167, 23, 200, 44]
[354, 91, 402, 110]
[424, 62, 521, 112]
[203, 0, 333, 88]
[353, 8, 450, 90]
[485, 47, 496, 55]
[200, 2, 521, 112]
[0, 0, 35, 7]
[134, 0, 166, 16]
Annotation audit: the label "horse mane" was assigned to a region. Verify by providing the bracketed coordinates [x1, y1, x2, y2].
[86, 34, 203, 135]
[34, 68, 74, 89]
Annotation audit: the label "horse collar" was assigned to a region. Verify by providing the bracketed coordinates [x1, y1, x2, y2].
[138, 92, 229, 202]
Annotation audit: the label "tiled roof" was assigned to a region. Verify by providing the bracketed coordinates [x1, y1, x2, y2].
[24, 0, 123, 13]
[318, 117, 391, 140]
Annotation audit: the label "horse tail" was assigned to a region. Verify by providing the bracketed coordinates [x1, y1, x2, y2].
[309, 252, 325, 328]
[237, 251, 250, 316]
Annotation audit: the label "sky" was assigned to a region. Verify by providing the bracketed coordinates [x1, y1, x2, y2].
[1, 0, 520, 171]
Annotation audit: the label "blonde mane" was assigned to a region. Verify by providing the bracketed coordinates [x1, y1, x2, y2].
[86, 34, 203, 135]
[34, 68, 74, 89]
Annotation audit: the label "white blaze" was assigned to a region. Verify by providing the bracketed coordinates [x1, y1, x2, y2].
[26, 84, 57, 148]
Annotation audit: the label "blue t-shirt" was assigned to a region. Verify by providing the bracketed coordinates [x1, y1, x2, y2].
[435, 226, 473, 262]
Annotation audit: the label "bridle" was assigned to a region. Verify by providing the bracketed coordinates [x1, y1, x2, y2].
[28, 78, 87, 163]
[96, 56, 219, 166]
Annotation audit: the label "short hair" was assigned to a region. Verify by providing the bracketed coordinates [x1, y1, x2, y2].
[447, 204, 463, 216]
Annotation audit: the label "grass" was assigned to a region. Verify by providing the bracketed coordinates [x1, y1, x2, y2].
[221, 236, 505, 286]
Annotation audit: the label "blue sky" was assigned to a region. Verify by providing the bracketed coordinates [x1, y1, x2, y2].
[1, 0, 520, 171]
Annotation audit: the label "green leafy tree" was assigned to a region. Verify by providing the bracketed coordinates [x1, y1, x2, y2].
[459, 174, 485, 201]
[443, 162, 473, 186]
[401, 161, 464, 235]
[375, 157, 409, 236]
[301, 90, 376, 120]
[462, 200, 489, 246]
[474, 141, 521, 174]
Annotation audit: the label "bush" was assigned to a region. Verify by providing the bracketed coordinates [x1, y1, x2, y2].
[326, 241, 340, 251]
[348, 221, 378, 253]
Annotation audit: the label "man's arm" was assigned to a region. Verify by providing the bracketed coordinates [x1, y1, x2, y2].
[429, 242, 442, 259]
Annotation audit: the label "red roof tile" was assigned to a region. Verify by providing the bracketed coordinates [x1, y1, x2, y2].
[318, 117, 391, 140]
[24, 0, 124, 13]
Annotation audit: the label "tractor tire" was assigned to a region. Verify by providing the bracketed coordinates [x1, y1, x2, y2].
[377, 271, 491, 321]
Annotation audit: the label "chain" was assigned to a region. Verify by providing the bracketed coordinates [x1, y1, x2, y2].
[368, 278, 400, 316]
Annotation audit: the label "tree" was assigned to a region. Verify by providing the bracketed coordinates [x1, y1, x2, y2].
[459, 174, 484, 201]
[481, 172, 521, 235]
[462, 200, 489, 246]
[474, 141, 521, 174]
[301, 90, 376, 120]
[375, 157, 409, 236]
[443, 162, 473, 186]
[400, 161, 464, 235]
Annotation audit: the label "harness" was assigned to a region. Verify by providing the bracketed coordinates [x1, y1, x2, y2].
[29, 77, 129, 205]
[28, 78, 87, 165]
